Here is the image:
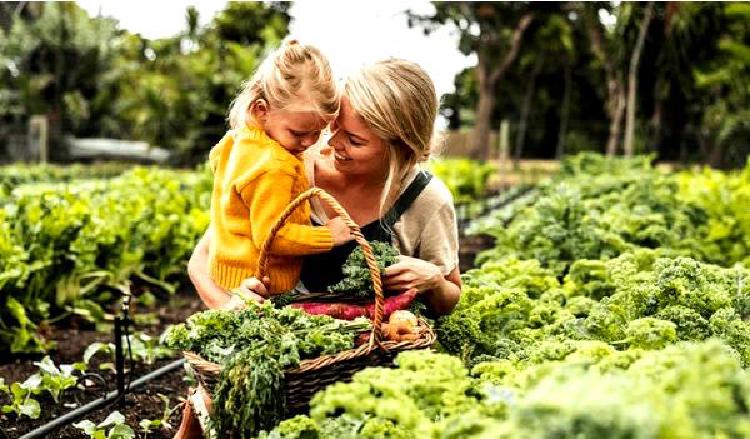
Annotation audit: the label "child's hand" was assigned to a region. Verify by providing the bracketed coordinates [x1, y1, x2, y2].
[223, 277, 269, 310]
[326, 217, 353, 245]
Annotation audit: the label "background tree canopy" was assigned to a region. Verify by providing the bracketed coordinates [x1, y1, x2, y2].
[0, 1, 290, 164]
[0, 1, 748, 167]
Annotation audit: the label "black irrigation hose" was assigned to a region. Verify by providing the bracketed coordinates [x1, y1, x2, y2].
[18, 358, 186, 439]
[80, 373, 109, 400]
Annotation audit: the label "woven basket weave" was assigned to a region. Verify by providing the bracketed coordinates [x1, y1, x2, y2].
[184, 188, 435, 416]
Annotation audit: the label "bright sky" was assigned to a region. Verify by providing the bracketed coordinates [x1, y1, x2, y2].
[75, 0, 475, 100]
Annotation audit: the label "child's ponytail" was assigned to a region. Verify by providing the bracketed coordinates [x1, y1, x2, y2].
[228, 39, 339, 130]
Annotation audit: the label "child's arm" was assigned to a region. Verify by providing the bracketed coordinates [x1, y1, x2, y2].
[240, 170, 344, 255]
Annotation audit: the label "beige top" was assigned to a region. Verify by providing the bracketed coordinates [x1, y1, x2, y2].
[305, 150, 459, 275]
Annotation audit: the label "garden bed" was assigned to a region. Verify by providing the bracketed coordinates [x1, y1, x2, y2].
[0, 290, 204, 439]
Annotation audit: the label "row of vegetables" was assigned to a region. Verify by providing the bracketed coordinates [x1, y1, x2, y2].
[0, 165, 212, 352]
[0, 158, 489, 355]
[252, 154, 750, 438]
[4, 154, 750, 438]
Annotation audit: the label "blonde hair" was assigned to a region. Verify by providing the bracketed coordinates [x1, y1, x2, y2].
[344, 58, 438, 214]
[228, 40, 339, 129]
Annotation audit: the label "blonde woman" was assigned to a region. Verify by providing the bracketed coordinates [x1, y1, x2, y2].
[191, 58, 461, 316]
[178, 58, 461, 439]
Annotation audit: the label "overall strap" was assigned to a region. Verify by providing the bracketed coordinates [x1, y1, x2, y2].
[382, 170, 433, 228]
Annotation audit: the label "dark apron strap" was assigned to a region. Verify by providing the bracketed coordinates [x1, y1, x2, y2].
[299, 170, 432, 292]
[381, 170, 433, 228]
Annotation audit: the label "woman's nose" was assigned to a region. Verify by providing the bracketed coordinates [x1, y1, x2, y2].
[328, 130, 345, 150]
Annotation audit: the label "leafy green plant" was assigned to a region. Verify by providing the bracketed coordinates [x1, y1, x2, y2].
[428, 158, 496, 204]
[161, 302, 370, 437]
[139, 418, 162, 438]
[1, 375, 41, 419]
[83, 332, 173, 367]
[328, 241, 400, 297]
[74, 411, 135, 439]
[0, 167, 212, 353]
[34, 355, 82, 403]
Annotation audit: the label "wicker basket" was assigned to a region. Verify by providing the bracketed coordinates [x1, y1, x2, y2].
[184, 188, 436, 416]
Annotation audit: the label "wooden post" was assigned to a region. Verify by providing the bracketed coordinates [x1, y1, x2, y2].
[29, 115, 48, 163]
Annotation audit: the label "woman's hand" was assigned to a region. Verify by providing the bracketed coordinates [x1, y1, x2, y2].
[383, 255, 443, 293]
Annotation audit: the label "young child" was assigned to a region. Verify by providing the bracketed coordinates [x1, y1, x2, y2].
[207, 40, 351, 299]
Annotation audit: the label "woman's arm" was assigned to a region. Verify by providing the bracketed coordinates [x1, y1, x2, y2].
[188, 228, 266, 309]
[188, 228, 232, 309]
[423, 267, 461, 316]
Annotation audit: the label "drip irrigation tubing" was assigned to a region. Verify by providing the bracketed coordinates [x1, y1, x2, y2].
[18, 358, 185, 439]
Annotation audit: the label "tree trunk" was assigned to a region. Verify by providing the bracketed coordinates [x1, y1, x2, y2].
[556, 64, 572, 159]
[472, 82, 496, 160]
[584, 5, 627, 156]
[514, 56, 543, 164]
[708, 142, 724, 168]
[470, 13, 534, 160]
[650, 98, 663, 154]
[624, 2, 654, 156]
[607, 89, 626, 155]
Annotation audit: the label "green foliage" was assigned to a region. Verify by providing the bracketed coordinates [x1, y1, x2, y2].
[0, 166, 211, 352]
[474, 155, 750, 276]
[692, 2, 750, 167]
[1, 376, 41, 420]
[327, 242, 400, 297]
[438, 245, 750, 368]
[83, 332, 173, 367]
[427, 158, 495, 204]
[0, 163, 130, 201]
[161, 302, 370, 437]
[0, 355, 86, 420]
[74, 411, 135, 439]
[33, 355, 80, 403]
[264, 341, 750, 438]
[676, 164, 750, 266]
[0, 2, 291, 161]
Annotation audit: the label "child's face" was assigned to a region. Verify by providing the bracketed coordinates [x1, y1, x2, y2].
[252, 103, 330, 155]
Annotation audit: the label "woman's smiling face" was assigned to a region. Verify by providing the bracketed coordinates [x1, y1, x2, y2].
[328, 95, 389, 179]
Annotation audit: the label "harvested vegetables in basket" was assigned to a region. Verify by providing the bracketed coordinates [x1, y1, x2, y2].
[290, 289, 418, 320]
[160, 302, 370, 437]
[272, 242, 414, 321]
[327, 241, 400, 297]
[272, 241, 401, 307]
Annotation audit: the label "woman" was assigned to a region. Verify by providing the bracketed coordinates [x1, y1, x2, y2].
[189, 58, 461, 316]
[178, 58, 461, 438]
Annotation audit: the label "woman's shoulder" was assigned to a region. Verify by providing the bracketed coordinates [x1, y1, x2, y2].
[396, 168, 455, 226]
[414, 169, 455, 210]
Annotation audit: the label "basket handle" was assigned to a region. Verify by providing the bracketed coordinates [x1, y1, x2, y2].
[256, 188, 385, 343]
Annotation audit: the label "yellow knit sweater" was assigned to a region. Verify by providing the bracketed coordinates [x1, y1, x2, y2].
[207, 125, 333, 293]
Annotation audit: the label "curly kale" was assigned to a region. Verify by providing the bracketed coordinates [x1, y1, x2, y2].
[263, 341, 750, 438]
[161, 302, 371, 437]
[619, 318, 677, 350]
[654, 305, 710, 340]
[327, 241, 400, 297]
[160, 303, 369, 363]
